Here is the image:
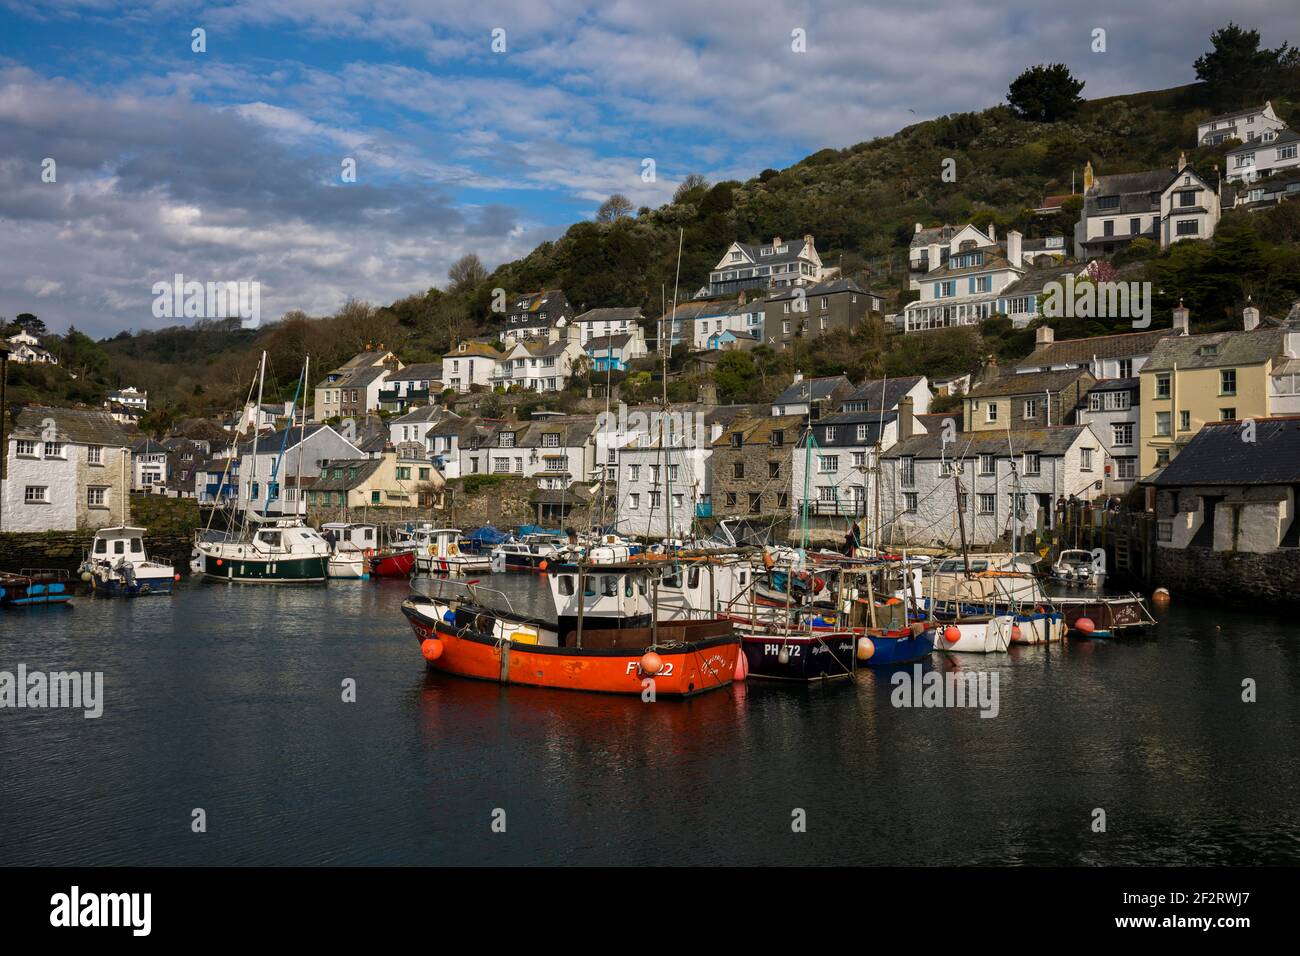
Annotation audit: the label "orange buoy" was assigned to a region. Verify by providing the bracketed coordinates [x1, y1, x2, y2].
[216, 559, 222, 566]
[944, 625, 961, 643]
[538, 560, 548, 571]
[639, 651, 663, 676]
[733, 651, 749, 682]
[1011, 624, 1022, 642]
[1152, 587, 1171, 604]
[762, 550, 775, 570]
[1075, 617, 1096, 635]
[420, 638, 444, 661]
[173, 573, 181, 582]
[856, 636, 875, 660]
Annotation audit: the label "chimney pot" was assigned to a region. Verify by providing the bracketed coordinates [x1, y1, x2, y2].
[1172, 303, 1190, 335]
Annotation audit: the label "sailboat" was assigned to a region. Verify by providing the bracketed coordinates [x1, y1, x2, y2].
[194, 352, 330, 583]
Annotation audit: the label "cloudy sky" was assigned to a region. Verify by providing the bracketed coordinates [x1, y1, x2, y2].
[0, 1, 1295, 337]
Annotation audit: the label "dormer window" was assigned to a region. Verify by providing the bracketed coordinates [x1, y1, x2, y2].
[1097, 195, 1120, 210]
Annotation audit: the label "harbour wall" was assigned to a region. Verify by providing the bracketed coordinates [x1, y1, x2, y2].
[1153, 545, 1300, 606]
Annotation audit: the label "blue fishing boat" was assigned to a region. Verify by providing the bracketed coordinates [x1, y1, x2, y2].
[0, 570, 73, 608]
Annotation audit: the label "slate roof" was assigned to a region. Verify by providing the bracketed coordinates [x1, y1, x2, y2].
[773, 375, 852, 405]
[317, 363, 389, 390]
[726, 237, 815, 268]
[489, 417, 599, 448]
[842, 376, 925, 411]
[236, 422, 335, 455]
[1018, 327, 1175, 368]
[311, 458, 385, 492]
[997, 262, 1079, 300]
[584, 333, 634, 352]
[392, 406, 452, 426]
[712, 412, 806, 448]
[910, 225, 961, 250]
[445, 342, 501, 359]
[575, 307, 642, 323]
[1148, 418, 1300, 486]
[1085, 377, 1140, 394]
[967, 368, 1092, 398]
[10, 405, 130, 447]
[765, 278, 870, 302]
[1083, 167, 1185, 217]
[884, 425, 1090, 460]
[1143, 327, 1285, 372]
[808, 411, 898, 448]
[1227, 127, 1300, 157]
[386, 362, 442, 382]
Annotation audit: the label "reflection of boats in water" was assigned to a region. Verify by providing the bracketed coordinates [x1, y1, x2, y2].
[401, 562, 740, 697]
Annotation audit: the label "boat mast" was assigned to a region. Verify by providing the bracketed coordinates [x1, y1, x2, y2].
[250, 350, 267, 517]
[664, 227, 683, 544]
[954, 469, 972, 577]
[295, 355, 309, 519]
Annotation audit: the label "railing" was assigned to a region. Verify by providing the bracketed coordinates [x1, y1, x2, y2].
[807, 499, 866, 517]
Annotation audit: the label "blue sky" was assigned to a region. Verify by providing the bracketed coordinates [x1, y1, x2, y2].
[0, 0, 1296, 337]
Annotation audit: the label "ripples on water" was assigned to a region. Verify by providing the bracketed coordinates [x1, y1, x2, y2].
[1, 573, 1298, 865]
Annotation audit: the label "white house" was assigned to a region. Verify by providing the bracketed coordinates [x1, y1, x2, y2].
[705, 234, 835, 298]
[236, 423, 363, 515]
[585, 328, 648, 372]
[313, 350, 401, 420]
[1197, 101, 1286, 147]
[572, 307, 642, 346]
[691, 300, 765, 350]
[902, 225, 1027, 333]
[771, 373, 853, 418]
[461, 417, 600, 491]
[1226, 127, 1300, 183]
[4, 330, 58, 366]
[442, 341, 500, 392]
[1077, 379, 1142, 493]
[105, 386, 147, 412]
[491, 337, 584, 393]
[131, 438, 169, 490]
[499, 290, 573, 345]
[879, 424, 1105, 548]
[1074, 156, 1222, 258]
[379, 362, 441, 412]
[1, 406, 131, 532]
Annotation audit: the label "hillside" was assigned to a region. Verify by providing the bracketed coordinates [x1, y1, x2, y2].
[10, 32, 1300, 428]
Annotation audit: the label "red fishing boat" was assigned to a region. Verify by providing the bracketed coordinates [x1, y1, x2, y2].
[401, 565, 740, 696]
[370, 549, 416, 578]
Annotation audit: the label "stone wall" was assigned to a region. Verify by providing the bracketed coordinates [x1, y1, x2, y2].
[1154, 545, 1300, 606]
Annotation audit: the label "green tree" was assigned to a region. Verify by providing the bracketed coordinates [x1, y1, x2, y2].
[1007, 64, 1085, 122]
[1194, 22, 1299, 107]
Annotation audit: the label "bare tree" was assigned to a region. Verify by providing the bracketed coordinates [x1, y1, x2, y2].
[448, 254, 488, 296]
[673, 173, 708, 202]
[596, 193, 634, 223]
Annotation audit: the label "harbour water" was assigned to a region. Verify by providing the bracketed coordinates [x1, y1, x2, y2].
[2, 574, 1298, 866]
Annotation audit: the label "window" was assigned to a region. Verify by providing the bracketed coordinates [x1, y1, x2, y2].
[1154, 411, 1171, 437]
[731, 432, 743, 448]
[649, 492, 661, 509]
[978, 493, 996, 515]
[629, 493, 640, 510]
[1281, 144, 1298, 160]
[725, 492, 737, 507]
[1024, 453, 1041, 475]
[396, 467, 411, 480]
[1089, 393, 1102, 412]
[87, 444, 103, 465]
[542, 433, 560, 447]
[24, 486, 48, 503]
[733, 462, 744, 479]
[903, 493, 918, 513]
[628, 464, 640, 482]
[669, 465, 680, 482]
[824, 427, 837, 442]
[768, 461, 780, 479]
[1129, 217, 1141, 235]
[87, 486, 108, 507]
[851, 451, 866, 468]
[900, 456, 915, 486]
[986, 403, 998, 424]
[979, 453, 995, 476]
[776, 492, 788, 509]
[856, 424, 869, 442]
[1117, 359, 1133, 378]
[770, 430, 784, 447]
[1157, 521, 1172, 542]
[1024, 398, 1039, 420]
[1103, 220, 1114, 237]
[1112, 423, 1133, 447]
[1116, 457, 1137, 479]
[1080, 448, 1094, 471]
[1156, 448, 1171, 467]
[1220, 408, 1236, 421]
[672, 493, 683, 510]
[43, 442, 64, 459]
[1178, 410, 1191, 432]
[15, 439, 36, 457]
[818, 455, 838, 474]
[1097, 195, 1120, 210]
[1155, 374, 1171, 398]
[419, 468, 430, 481]
[1176, 220, 1198, 236]
[1177, 190, 1197, 207]
[1220, 369, 1237, 395]
[748, 493, 761, 514]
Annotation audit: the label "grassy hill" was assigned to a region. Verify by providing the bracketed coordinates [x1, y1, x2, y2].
[11, 44, 1300, 427]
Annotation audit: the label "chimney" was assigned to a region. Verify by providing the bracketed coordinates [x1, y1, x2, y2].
[1243, 302, 1260, 331]
[1007, 229, 1023, 265]
[1178, 150, 1188, 170]
[697, 382, 718, 405]
[1035, 325, 1055, 346]
[1172, 301, 1190, 336]
[792, 370, 803, 384]
[898, 396, 914, 440]
[979, 354, 1000, 385]
[1083, 160, 1095, 193]
[988, 223, 996, 243]
[803, 233, 814, 251]
[914, 222, 923, 234]
[927, 242, 942, 273]
[772, 236, 782, 249]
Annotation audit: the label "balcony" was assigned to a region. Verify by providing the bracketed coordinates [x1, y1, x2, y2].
[805, 499, 866, 517]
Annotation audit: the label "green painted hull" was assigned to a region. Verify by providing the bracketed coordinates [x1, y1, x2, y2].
[199, 552, 327, 583]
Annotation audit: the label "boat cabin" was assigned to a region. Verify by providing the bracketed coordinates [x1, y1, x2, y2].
[90, 526, 150, 564]
[322, 522, 378, 552]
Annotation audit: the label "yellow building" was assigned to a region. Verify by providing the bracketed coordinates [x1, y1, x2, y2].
[1139, 308, 1290, 475]
[307, 450, 445, 513]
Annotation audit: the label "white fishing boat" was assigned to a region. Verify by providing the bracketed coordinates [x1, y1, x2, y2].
[935, 616, 1016, 653]
[322, 522, 377, 579]
[1051, 548, 1105, 587]
[196, 514, 331, 582]
[414, 528, 491, 574]
[489, 533, 565, 573]
[80, 526, 178, 596]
